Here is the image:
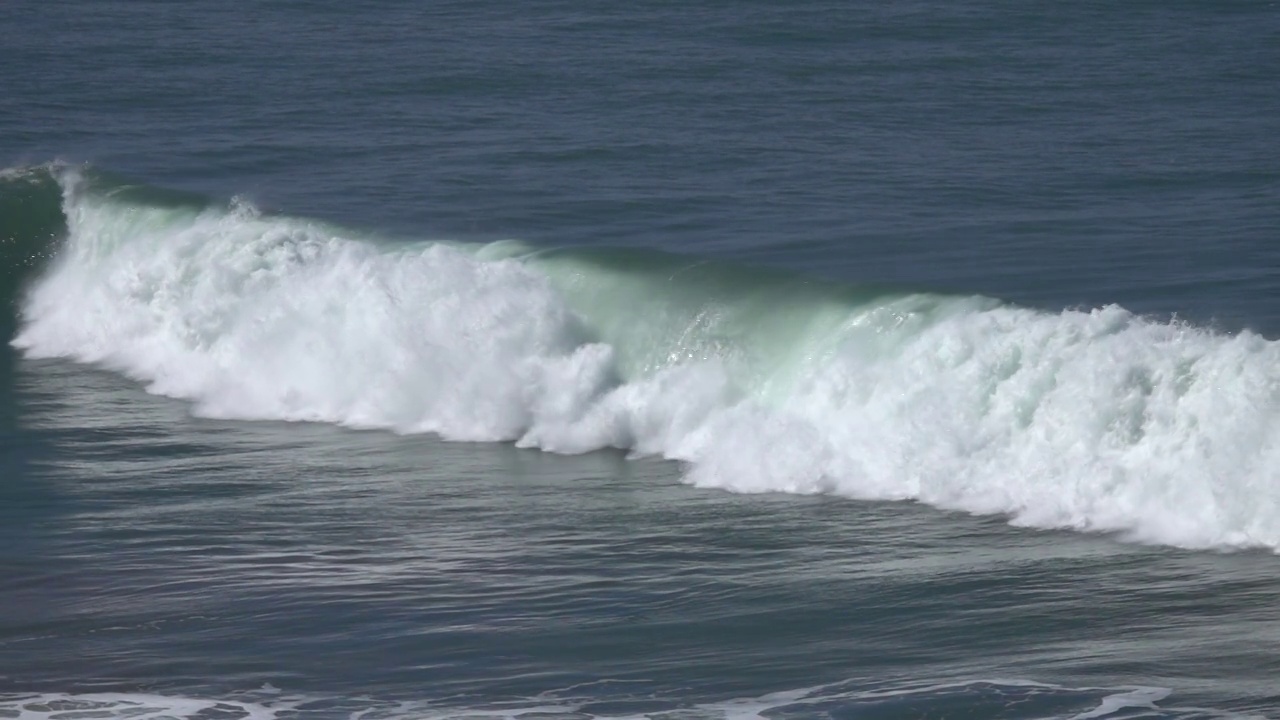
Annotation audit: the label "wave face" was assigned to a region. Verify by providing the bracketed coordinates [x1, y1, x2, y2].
[9, 165, 1280, 551]
[0, 166, 65, 322]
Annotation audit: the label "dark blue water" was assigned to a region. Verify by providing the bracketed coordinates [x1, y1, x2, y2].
[3, 2, 1280, 718]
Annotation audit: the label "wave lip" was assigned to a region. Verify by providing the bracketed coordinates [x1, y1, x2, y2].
[12, 165, 1280, 552]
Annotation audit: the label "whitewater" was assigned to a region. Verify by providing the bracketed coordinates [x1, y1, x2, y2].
[11, 166, 1280, 551]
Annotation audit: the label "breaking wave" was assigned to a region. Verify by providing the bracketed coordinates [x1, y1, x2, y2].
[7, 164, 1280, 551]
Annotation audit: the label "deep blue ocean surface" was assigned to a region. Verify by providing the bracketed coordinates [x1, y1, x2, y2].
[3, 2, 1280, 718]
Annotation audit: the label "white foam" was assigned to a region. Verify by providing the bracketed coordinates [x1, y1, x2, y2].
[16, 178, 618, 443]
[1, 680, 1241, 720]
[686, 301, 1280, 550]
[0, 692, 283, 720]
[1069, 686, 1171, 719]
[14, 175, 1280, 551]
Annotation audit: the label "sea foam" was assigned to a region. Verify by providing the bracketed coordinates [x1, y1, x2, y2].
[0, 680, 1238, 720]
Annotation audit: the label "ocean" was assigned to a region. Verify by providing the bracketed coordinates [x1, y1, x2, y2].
[3, 1, 1280, 718]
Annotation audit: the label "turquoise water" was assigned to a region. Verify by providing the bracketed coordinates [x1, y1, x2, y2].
[3, 2, 1280, 717]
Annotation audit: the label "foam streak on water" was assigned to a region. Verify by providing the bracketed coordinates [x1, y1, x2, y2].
[0, 681, 1246, 720]
[11, 166, 1280, 551]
